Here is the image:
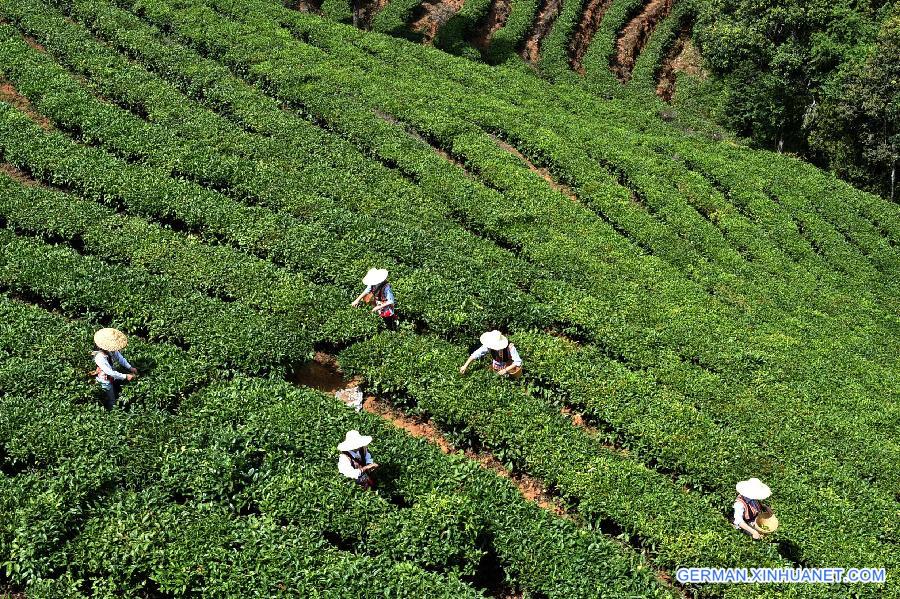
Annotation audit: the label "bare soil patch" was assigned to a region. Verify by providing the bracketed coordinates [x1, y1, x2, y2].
[470, 0, 512, 49]
[364, 396, 567, 515]
[23, 34, 45, 52]
[410, 0, 466, 44]
[610, 0, 673, 83]
[294, 0, 322, 12]
[655, 25, 692, 101]
[568, 0, 614, 74]
[0, 163, 39, 186]
[0, 79, 52, 130]
[519, 0, 562, 63]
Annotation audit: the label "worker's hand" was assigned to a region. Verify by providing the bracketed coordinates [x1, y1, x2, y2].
[130, 367, 138, 374]
[126, 374, 135, 381]
[459, 365, 467, 374]
[351, 299, 359, 308]
[751, 529, 761, 540]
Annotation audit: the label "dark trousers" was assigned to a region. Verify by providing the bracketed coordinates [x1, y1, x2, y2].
[100, 381, 121, 410]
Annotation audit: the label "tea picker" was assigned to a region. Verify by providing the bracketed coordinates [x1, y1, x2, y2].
[351, 267, 398, 330]
[733, 477, 778, 539]
[90, 328, 137, 410]
[338, 430, 379, 490]
[460, 330, 523, 379]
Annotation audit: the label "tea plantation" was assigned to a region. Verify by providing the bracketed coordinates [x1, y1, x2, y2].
[0, 0, 897, 597]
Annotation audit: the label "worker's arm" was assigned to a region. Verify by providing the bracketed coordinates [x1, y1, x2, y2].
[371, 286, 395, 312]
[460, 346, 488, 373]
[351, 286, 372, 307]
[113, 351, 137, 374]
[360, 449, 379, 471]
[95, 354, 131, 381]
[733, 503, 761, 539]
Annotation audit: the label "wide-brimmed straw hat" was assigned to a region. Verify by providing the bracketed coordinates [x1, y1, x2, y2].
[94, 328, 128, 352]
[736, 478, 771, 500]
[363, 268, 389, 286]
[338, 430, 372, 452]
[480, 330, 509, 351]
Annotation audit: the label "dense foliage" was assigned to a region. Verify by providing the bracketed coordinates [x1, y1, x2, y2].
[0, 0, 897, 596]
[694, 0, 898, 198]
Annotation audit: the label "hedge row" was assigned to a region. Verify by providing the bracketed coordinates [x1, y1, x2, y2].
[0, 224, 308, 372]
[0, 296, 670, 597]
[0, 5, 546, 338]
[339, 331, 785, 571]
[515, 330, 900, 574]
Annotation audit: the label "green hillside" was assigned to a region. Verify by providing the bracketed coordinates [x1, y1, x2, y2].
[0, 0, 897, 597]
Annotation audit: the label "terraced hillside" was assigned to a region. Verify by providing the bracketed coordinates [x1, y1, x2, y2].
[0, 0, 898, 597]
[314, 0, 700, 101]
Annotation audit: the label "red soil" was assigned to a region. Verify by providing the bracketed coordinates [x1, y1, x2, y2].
[23, 34, 45, 52]
[0, 79, 52, 130]
[568, 0, 614, 74]
[654, 25, 690, 101]
[410, 0, 466, 44]
[0, 163, 38, 186]
[471, 0, 512, 49]
[520, 0, 562, 64]
[364, 396, 567, 514]
[490, 134, 578, 202]
[611, 0, 674, 83]
[294, 0, 322, 12]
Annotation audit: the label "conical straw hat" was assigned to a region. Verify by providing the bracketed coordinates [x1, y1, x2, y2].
[480, 330, 509, 351]
[736, 477, 771, 500]
[94, 328, 128, 352]
[338, 430, 373, 452]
[363, 268, 388, 286]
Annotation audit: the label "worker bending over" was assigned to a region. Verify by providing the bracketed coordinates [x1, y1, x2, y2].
[90, 328, 137, 410]
[460, 330, 522, 378]
[733, 477, 777, 539]
[351, 268, 398, 330]
[338, 430, 379, 490]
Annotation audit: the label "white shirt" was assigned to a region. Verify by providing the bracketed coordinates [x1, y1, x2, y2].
[338, 448, 372, 480]
[93, 351, 132, 383]
[469, 343, 522, 367]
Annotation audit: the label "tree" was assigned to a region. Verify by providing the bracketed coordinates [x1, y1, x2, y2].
[809, 13, 900, 200]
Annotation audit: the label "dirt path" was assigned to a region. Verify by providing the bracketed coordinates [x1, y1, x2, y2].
[364, 396, 567, 515]
[0, 163, 39, 186]
[410, 0, 466, 44]
[289, 354, 685, 596]
[568, 0, 614, 74]
[0, 79, 52, 130]
[470, 0, 512, 49]
[374, 109, 476, 177]
[519, 0, 562, 63]
[490, 134, 578, 201]
[610, 0, 673, 83]
[654, 25, 690, 101]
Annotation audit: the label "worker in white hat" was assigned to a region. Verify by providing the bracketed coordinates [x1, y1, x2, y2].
[459, 330, 522, 379]
[733, 477, 776, 539]
[90, 328, 137, 410]
[338, 430, 379, 490]
[351, 268, 397, 330]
